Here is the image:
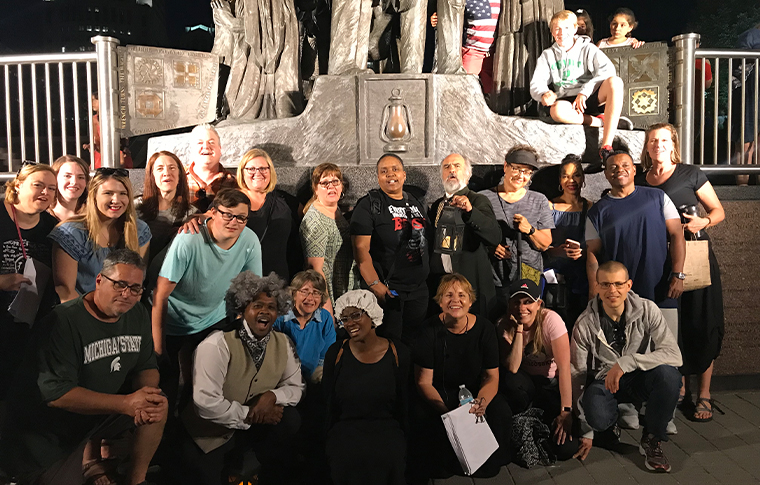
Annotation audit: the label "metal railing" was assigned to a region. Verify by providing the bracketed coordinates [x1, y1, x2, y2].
[0, 36, 120, 180]
[674, 33, 760, 173]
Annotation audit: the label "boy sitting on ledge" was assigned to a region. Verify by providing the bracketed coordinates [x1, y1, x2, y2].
[530, 10, 633, 163]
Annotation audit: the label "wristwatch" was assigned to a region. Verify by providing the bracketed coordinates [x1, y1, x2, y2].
[670, 272, 686, 280]
[562, 406, 572, 413]
[368, 280, 381, 287]
[527, 226, 536, 236]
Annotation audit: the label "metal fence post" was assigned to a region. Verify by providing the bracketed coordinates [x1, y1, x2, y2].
[92, 36, 120, 168]
[672, 33, 700, 165]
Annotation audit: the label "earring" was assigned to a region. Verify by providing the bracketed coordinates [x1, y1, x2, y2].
[340, 192, 345, 199]
[558, 184, 563, 192]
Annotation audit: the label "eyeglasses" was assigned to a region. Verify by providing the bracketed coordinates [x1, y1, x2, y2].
[338, 310, 365, 326]
[318, 179, 342, 189]
[297, 288, 323, 299]
[96, 167, 129, 178]
[215, 207, 248, 223]
[244, 166, 270, 175]
[597, 281, 628, 290]
[509, 167, 534, 177]
[101, 273, 144, 296]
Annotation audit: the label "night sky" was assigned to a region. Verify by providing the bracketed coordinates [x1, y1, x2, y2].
[165, 0, 696, 45]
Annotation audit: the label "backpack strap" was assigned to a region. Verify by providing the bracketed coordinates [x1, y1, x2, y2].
[335, 339, 349, 365]
[389, 339, 399, 367]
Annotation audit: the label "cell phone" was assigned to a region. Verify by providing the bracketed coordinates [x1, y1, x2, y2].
[566, 238, 581, 249]
[389, 290, 398, 297]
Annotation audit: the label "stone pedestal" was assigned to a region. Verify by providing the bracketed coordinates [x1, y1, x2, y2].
[147, 73, 645, 169]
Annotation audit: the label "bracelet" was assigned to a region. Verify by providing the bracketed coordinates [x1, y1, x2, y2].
[368, 280, 380, 287]
[705, 215, 712, 228]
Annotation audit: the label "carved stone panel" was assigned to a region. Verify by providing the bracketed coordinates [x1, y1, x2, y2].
[605, 42, 670, 129]
[118, 45, 218, 136]
[357, 74, 435, 165]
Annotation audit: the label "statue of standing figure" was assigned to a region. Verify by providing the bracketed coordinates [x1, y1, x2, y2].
[327, 0, 427, 74]
[211, 0, 304, 120]
[490, 0, 563, 114]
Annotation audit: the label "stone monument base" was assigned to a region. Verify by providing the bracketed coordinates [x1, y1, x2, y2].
[148, 73, 645, 170]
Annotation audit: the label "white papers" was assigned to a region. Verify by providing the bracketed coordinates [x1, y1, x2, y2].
[543, 268, 558, 284]
[441, 404, 499, 475]
[8, 258, 51, 326]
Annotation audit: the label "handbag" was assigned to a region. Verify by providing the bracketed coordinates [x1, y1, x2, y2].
[682, 238, 711, 291]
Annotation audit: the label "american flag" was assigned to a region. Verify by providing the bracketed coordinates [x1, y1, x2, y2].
[463, 0, 500, 52]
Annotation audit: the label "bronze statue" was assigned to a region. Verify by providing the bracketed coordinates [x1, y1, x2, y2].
[327, 0, 426, 74]
[490, 0, 563, 114]
[211, 0, 304, 119]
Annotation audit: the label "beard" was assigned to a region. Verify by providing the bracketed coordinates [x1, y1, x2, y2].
[443, 177, 465, 195]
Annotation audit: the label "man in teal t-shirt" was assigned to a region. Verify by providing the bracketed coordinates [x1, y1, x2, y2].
[152, 188, 262, 407]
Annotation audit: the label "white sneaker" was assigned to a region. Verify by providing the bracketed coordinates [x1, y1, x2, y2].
[666, 419, 678, 435]
[618, 403, 640, 429]
[617, 116, 634, 130]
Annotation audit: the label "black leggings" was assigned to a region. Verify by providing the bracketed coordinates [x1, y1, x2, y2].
[499, 368, 579, 461]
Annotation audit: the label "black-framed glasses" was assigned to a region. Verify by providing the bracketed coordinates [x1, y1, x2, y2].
[318, 179, 342, 189]
[216, 207, 248, 223]
[96, 167, 129, 178]
[508, 166, 534, 177]
[338, 310, 365, 326]
[244, 166, 271, 175]
[101, 273, 144, 296]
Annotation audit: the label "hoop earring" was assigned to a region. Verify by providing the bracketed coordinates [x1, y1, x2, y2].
[340, 192, 345, 199]
[558, 184, 563, 192]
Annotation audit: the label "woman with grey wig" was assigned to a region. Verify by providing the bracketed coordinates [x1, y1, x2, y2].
[180, 271, 305, 484]
[323, 290, 411, 484]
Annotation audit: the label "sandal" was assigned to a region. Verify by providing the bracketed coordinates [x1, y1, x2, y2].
[693, 397, 725, 422]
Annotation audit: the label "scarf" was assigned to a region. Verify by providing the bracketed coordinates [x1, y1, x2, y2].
[238, 323, 270, 371]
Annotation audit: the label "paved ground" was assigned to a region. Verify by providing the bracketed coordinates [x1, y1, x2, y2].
[433, 390, 760, 485]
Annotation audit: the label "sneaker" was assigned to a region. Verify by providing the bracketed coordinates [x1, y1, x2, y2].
[618, 116, 634, 130]
[639, 435, 672, 473]
[594, 424, 621, 449]
[617, 403, 640, 429]
[666, 418, 678, 435]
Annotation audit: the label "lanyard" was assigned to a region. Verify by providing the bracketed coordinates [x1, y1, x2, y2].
[10, 205, 29, 260]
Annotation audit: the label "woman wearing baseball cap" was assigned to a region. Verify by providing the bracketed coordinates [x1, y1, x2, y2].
[498, 278, 578, 460]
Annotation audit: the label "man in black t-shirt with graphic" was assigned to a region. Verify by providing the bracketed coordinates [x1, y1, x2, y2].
[351, 154, 430, 342]
[0, 249, 166, 485]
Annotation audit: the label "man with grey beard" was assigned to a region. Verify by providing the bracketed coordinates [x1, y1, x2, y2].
[428, 154, 501, 316]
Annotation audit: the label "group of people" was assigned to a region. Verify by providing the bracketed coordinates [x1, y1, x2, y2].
[0, 111, 726, 483]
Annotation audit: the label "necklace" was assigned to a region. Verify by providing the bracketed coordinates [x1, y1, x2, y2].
[457, 315, 470, 334]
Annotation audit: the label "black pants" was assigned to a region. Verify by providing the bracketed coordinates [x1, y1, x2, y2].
[160, 319, 234, 415]
[499, 368, 579, 460]
[178, 406, 301, 485]
[409, 393, 512, 480]
[376, 283, 429, 345]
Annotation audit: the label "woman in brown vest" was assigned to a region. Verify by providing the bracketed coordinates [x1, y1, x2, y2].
[178, 272, 305, 484]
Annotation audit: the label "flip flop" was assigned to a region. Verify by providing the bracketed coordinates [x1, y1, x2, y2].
[693, 397, 725, 422]
[83, 458, 119, 485]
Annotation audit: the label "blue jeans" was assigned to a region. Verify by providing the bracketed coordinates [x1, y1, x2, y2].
[582, 365, 681, 442]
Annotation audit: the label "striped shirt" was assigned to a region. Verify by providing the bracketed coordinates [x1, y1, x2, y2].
[463, 0, 500, 52]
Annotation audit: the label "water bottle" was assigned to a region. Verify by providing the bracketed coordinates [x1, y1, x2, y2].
[678, 204, 702, 239]
[458, 384, 474, 407]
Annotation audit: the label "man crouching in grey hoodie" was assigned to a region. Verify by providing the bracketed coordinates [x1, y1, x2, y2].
[570, 260, 681, 473]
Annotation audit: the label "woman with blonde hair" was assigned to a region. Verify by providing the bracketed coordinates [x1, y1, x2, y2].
[300, 163, 358, 313]
[498, 278, 577, 460]
[49, 154, 90, 221]
[50, 168, 151, 301]
[1, 162, 59, 396]
[640, 122, 725, 423]
[237, 148, 301, 280]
